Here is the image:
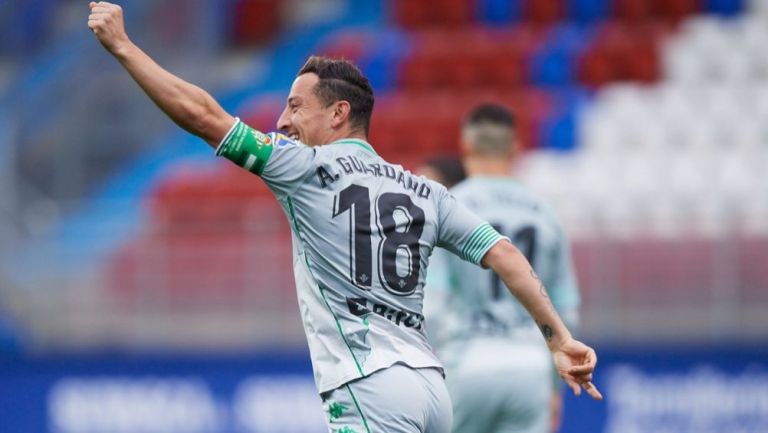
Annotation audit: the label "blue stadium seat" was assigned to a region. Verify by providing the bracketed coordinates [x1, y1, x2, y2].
[477, 0, 523, 26]
[703, 0, 744, 15]
[567, 0, 610, 23]
[357, 30, 412, 93]
[539, 88, 589, 150]
[530, 25, 592, 87]
[0, 0, 54, 55]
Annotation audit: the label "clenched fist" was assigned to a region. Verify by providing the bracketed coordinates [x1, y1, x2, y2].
[88, 2, 130, 54]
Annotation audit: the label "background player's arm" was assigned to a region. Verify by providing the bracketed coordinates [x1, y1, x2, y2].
[481, 240, 602, 400]
[88, 2, 234, 147]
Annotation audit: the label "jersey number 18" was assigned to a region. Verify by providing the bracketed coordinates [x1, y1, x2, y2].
[333, 184, 425, 296]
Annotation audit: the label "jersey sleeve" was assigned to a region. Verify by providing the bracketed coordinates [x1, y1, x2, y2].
[215, 118, 316, 197]
[435, 189, 508, 266]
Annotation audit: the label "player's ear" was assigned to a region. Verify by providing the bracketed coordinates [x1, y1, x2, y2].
[330, 100, 351, 128]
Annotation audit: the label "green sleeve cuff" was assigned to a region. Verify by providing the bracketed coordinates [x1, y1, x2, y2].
[461, 223, 508, 265]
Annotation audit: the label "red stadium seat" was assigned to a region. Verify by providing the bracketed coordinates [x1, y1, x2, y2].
[613, 0, 655, 23]
[657, 0, 702, 24]
[317, 31, 371, 63]
[230, 0, 281, 46]
[522, 0, 566, 27]
[393, 0, 474, 29]
[240, 96, 284, 133]
[393, 0, 430, 29]
[398, 27, 543, 92]
[613, 0, 702, 24]
[617, 238, 714, 304]
[107, 159, 295, 308]
[577, 48, 616, 87]
[435, 0, 475, 28]
[737, 238, 768, 303]
[577, 21, 666, 87]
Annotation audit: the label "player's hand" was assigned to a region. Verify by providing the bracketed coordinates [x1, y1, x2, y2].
[88, 2, 130, 54]
[551, 338, 603, 400]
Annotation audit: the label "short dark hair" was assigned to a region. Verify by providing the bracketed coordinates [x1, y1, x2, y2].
[465, 103, 516, 128]
[422, 155, 466, 188]
[298, 56, 375, 135]
[463, 103, 516, 154]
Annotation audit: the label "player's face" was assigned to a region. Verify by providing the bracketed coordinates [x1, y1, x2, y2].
[277, 73, 334, 146]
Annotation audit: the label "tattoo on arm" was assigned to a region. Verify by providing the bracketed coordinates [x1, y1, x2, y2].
[537, 321, 554, 342]
[530, 269, 549, 298]
[531, 270, 557, 343]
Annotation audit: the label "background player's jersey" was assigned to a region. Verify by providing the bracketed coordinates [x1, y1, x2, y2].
[216, 119, 506, 393]
[424, 176, 580, 358]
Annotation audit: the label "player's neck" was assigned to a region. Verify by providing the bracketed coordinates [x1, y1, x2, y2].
[464, 157, 512, 178]
[324, 128, 368, 145]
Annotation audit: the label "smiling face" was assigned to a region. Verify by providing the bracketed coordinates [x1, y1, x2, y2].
[276, 73, 337, 146]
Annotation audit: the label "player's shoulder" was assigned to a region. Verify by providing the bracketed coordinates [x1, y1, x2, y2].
[451, 176, 559, 215]
[446, 178, 477, 197]
[448, 176, 513, 201]
[511, 183, 568, 231]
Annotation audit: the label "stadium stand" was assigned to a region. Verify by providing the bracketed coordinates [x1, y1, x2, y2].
[99, 0, 767, 311]
[1, 0, 764, 349]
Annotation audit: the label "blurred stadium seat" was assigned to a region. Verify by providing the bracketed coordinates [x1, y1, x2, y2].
[78, 0, 764, 337]
[0, 0, 764, 375]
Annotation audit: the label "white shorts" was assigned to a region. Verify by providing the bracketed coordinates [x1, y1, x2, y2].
[320, 364, 453, 433]
[444, 337, 552, 433]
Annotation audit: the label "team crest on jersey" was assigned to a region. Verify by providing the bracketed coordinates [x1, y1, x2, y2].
[274, 133, 296, 148]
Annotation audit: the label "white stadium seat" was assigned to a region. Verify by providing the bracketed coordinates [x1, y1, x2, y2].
[552, 11, 767, 238]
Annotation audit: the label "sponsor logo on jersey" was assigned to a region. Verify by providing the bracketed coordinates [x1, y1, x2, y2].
[346, 297, 425, 330]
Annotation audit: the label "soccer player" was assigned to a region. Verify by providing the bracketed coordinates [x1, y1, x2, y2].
[87, 3, 601, 432]
[424, 104, 581, 433]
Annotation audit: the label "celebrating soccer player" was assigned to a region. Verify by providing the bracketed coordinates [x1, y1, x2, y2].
[88, 3, 601, 432]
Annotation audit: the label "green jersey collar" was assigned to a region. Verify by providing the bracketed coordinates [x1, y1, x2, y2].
[331, 138, 377, 155]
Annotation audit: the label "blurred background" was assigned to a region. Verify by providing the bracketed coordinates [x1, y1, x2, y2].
[1, 0, 767, 431]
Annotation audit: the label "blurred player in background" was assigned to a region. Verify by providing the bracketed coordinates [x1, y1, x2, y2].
[424, 104, 581, 433]
[417, 155, 466, 189]
[88, 3, 600, 431]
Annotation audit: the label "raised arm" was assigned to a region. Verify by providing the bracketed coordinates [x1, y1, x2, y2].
[87, 2, 234, 147]
[481, 240, 602, 400]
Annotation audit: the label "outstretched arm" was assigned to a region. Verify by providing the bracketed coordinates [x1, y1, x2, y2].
[87, 2, 234, 147]
[481, 240, 602, 400]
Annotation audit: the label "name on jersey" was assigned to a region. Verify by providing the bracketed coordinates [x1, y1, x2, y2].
[316, 156, 431, 199]
[346, 297, 425, 330]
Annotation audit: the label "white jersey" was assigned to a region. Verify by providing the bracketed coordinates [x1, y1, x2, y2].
[424, 176, 580, 359]
[217, 119, 506, 393]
